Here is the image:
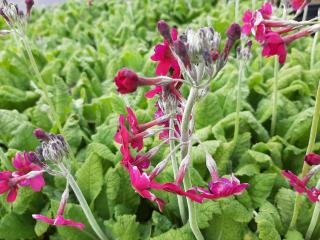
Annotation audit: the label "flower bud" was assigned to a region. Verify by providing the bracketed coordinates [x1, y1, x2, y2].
[305, 153, 320, 166]
[176, 154, 191, 184]
[173, 40, 191, 69]
[226, 23, 241, 41]
[157, 20, 172, 43]
[114, 68, 140, 94]
[25, 0, 34, 16]
[205, 151, 218, 181]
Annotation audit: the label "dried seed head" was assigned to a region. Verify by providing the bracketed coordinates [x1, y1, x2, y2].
[34, 129, 69, 164]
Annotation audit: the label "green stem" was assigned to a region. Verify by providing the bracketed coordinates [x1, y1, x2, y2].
[310, 16, 319, 69]
[20, 36, 62, 131]
[233, 58, 245, 144]
[235, 0, 239, 22]
[181, 88, 204, 240]
[271, 57, 279, 136]
[251, 0, 255, 10]
[289, 80, 320, 229]
[59, 163, 112, 240]
[169, 118, 187, 224]
[305, 179, 320, 240]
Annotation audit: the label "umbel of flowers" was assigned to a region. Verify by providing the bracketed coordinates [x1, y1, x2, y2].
[113, 20, 249, 239]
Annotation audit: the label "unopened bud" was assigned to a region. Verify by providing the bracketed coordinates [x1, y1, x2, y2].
[173, 40, 191, 68]
[157, 20, 172, 43]
[176, 154, 190, 184]
[149, 159, 168, 180]
[25, 0, 34, 17]
[226, 23, 241, 41]
[205, 151, 218, 181]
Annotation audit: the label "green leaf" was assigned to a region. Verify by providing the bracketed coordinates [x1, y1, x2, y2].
[284, 230, 304, 240]
[255, 214, 281, 240]
[0, 85, 39, 111]
[105, 164, 140, 215]
[194, 92, 223, 129]
[151, 225, 193, 240]
[152, 212, 173, 237]
[54, 76, 72, 124]
[76, 153, 103, 205]
[275, 188, 295, 229]
[105, 215, 140, 240]
[62, 114, 83, 151]
[196, 201, 221, 228]
[220, 198, 253, 223]
[0, 213, 36, 240]
[248, 173, 277, 208]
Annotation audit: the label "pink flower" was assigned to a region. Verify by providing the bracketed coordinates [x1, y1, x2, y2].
[12, 152, 45, 192]
[306, 187, 320, 202]
[151, 25, 180, 77]
[282, 170, 309, 193]
[291, 0, 307, 11]
[115, 115, 144, 151]
[262, 31, 287, 64]
[114, 68, 141, 94]
[32, 214, 85, 230]
[128, 164, 166, 211]
[305, 153, 320, 166]
[242, 3, 272, 42]
[127, 164, 203, 212]
[195, 175, 249, 200]
[0, 171, 18, 202]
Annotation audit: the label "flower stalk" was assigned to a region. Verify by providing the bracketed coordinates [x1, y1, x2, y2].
[271, 57, 280, 136]
[181, 87, 204, 240]
[233, 51, 245, 144]
[169, 118, 187, 224]
[59, 163, 113, 240]
[305, 15, 320, 238]
[289, 79, 320, 228]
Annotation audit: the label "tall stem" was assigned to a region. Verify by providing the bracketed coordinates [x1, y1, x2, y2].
[20, 36, 62, 131]
[233, 58, 245, 144]
[251, 0, 255, 10]
[181, 87, 204, 240]
[306, 180, 320, 240]
[305, 21, 320, 239]
[169, 118, 187, 224]
[235, 0, 239, 22]
[59, 163, 112, 240]
[310, 11, 320, 69]
[271, 57, 279, 136]
[289, 80, 320, 228]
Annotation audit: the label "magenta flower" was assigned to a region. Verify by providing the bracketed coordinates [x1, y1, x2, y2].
[115, 115, 144, 151]
[282, 170, 309, 193]
[262, 31, 287, 64]
[242, 3, 272, 42]
[306, 187, 320, 202]
[195, 175, 249, 200]
[128, 164, 166, 211]
[127, 164, 203, 212]
[151, 23, 180, 77]
[0, 171, 19, 202]
[114, 68, 141, 94]
[291, 0, 307, 11]
[12, 152, 45, 192]
[305, 153, 320, 166]
[32, 214, 85, 230]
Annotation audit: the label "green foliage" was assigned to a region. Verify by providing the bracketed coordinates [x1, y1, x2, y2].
[0, 0, 319, 239]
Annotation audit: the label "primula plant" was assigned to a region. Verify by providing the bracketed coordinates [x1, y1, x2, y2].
[1, 0, 320, 240]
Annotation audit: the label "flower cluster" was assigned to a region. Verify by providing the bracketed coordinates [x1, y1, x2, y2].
[0, 151, 45, 202]
[0, 129, 85, 230]
[282, 153, 320, 202]
[242, 2, 320, 64]
[113, 20, 248, 212]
